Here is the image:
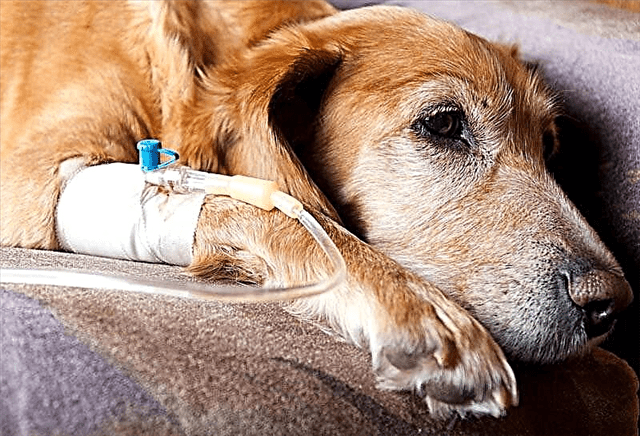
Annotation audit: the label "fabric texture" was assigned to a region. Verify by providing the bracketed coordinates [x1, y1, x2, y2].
[1, 247, 638, 436]
[2, 1, 639, 435]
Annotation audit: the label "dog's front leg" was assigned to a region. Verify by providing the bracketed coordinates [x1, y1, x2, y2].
[191, 196, 517, 417]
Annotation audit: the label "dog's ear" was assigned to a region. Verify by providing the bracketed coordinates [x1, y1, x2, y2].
[169, 20, 345, 219]
[211, 44, 344, 219]
[264, 47, 344, 218]
[268, 49, 343, 154]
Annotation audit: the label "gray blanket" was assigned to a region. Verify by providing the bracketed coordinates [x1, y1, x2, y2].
[2, 1, 639, 435]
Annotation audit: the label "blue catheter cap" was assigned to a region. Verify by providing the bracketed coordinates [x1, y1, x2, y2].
[137, 139, 179, 172]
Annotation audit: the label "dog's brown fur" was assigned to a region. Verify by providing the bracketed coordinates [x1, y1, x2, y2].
[1, 0, 633, 417]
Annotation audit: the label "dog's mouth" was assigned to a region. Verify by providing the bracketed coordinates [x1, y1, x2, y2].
[412, 256, 634, 364]
[473, 265, 633, 363]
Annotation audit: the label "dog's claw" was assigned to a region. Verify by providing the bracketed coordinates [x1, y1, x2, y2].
[371, 304, 518, 418]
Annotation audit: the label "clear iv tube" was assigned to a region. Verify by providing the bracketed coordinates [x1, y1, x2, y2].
[0, 169, 347, 302]
[0, 210, 345, 301]
[145, 166, 219, 193]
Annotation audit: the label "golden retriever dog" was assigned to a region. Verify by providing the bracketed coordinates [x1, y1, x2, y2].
[0, 0, 633, 417]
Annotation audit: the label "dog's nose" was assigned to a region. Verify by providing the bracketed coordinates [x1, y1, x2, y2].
[566, 269, 633, 339]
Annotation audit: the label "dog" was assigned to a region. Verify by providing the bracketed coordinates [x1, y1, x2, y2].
[0, 0, 633, 417]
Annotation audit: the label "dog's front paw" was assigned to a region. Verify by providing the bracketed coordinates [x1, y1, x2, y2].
[371, 296, 518, 418]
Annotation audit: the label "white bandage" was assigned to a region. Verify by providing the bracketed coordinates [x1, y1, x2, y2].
[56, 163, 205, 266]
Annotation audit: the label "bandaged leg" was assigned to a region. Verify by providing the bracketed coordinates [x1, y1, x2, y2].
[56, 162, 205, 266]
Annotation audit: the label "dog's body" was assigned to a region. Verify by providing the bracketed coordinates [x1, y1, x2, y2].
[1, 0, 633, 417]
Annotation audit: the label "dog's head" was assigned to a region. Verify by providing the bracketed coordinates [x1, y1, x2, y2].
[169, 4, 633, 363]
[266, 6, 633, 363]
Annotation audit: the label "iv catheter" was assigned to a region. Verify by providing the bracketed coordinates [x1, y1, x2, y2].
[0, 140, 347, 302]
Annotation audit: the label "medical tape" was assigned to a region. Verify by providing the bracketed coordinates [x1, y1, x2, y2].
[56, 163, 205, 266]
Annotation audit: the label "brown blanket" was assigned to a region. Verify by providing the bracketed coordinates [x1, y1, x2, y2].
[1, 247, 638, 435]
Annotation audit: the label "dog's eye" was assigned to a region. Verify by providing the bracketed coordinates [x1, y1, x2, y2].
[435, 113, 461, 138]
[413, 110, 467, 146]
[424, 111, 463, 138]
